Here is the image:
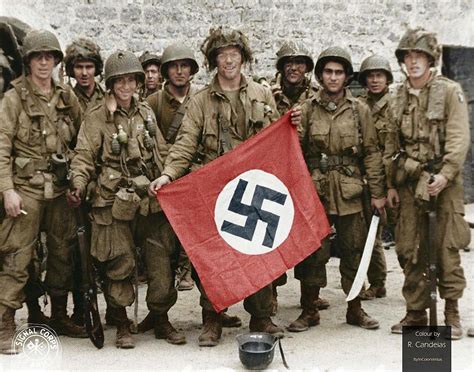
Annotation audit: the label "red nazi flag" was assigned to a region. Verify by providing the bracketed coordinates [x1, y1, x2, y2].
[157, 112, 331, 312]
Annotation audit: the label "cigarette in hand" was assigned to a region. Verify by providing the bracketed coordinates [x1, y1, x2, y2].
[20, 209, 28, 215]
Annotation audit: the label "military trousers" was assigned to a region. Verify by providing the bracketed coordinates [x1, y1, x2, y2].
[294, 238, 331, 287]
[396, 182, 469, 310]
[0, 190, 76, 310]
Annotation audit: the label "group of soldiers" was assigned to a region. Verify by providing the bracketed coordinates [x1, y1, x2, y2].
[0, 23, 472, 354]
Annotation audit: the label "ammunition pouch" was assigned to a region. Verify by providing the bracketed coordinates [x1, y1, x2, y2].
[111, 187, 141, 221]
[130, 175, 150, 198]
[14, 157, 49, 178]
[314, 154, 358, 174]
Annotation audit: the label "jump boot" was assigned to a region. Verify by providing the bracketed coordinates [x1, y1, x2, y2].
[0, 307, 18, 354]
[177, 269, 194, 291]
[154, 313, 186, 345]
[49, 295, 87, 338]
[249, 316, 284, 338]
[346, 298, 379, 329]
[288, 284, 320, 332]
[445, 299, 463, 340]
[391, 310, 428, 334]
[70, 290, 85, 326]
[26, 299, 49, 325]
[115, 307, 135, 349]
[198, 309, 222, 347]
[359, 286, 387, 301]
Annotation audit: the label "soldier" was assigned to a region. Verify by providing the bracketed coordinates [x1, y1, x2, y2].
[388, 28, 470, 340]
[0, 29, 86, 354]
[139, 51, 162, 98]
[270, 40, 329, 318]
[299, 46, 386, 330]
[63, 37, 105, 113]
[356, 55, 393, 300]
[149, 27, 298, 346]
[70, 50, 184, 348]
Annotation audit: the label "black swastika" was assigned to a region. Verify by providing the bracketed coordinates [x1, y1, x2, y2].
[221, 179, 287, 248]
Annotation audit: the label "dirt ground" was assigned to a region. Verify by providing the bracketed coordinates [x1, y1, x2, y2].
[1, 231, 473, 372]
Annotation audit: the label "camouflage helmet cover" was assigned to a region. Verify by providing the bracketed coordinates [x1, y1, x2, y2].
[64, 37, 103, 77]
[139, 51, 161, 69]
[22, 29, 63, 63]
[315, 46, 353, 80]
[200, 26, 253, 70]
[395, 27, 441, 66]
[104, 50, 145, 90]
[276, 40, 314, 72]
[160, 43, 199, 79]
[358, 54, 393, 86]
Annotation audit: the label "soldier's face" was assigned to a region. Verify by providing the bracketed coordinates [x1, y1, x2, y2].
[321, 61, 347, 94]
[366, 70, 388, 94]
[144, 63, 160, 90]
[216, 46, 243, 82]
[167, 60, 191, 88]
[113, 74, 137, 106]
[29, 52, 56, 81]
[283, 57, 308, 85]
[404, 51, 430, 80]
[73, 60, 96, 89]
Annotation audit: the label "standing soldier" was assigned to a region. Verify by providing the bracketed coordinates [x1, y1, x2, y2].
[357, 55, 393, 300]
[139, 51, 162, 98]
[0, 29, 86, 354]
[149, 27, 293, 346]
[388, 28, 470, 340]
[299, 46, 386, 330]
[270, 40, 329, 319]
[70, 50, 184, 348]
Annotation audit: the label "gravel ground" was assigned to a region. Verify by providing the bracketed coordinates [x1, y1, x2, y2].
[1, 231, 473, 372]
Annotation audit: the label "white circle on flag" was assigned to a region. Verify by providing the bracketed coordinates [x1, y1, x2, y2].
[214, 169, 294, 255]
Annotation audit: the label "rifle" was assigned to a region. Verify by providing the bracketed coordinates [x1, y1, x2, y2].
[427, 174, 438, 328]
[76, 209, 104, 349]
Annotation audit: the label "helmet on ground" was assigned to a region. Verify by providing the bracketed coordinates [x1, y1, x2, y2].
[22, 29, 63, 64]
[395, 27, 441, 66]
[64, 37, 103, 77]
[276, 40, 314, 72]
[160, 43, 199, 79]
[358, 54, 393, 86]
[104, 50, 144, 90]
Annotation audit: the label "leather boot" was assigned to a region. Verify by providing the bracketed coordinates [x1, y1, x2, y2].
[467, 327, 474, 337]
[249, 316, 284, 338]
[315, 297, 330, 310]
[198, 309, 222, 347]
[391, 310, 428, 334]
[271, 285, 278, 316]
[359, 286, 387, 301]
[26, 299, 49, 325]
[154, 313, 186, 345]
[137, 311, 154, 333]
[177, 269, 194, 291]
[115, 307, 135, 349]
[346, 298, 379, 329]
[445, 299, 463, 340]
[221, 312, 242, 328]
[49, 295, 87, 338]
[0, 307, 19, 355]
[288, 284, 320, 332]
[70, 290, 85, 326]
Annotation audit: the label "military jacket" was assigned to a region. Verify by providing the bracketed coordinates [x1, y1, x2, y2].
[163, 74, 279, 181]
[0, 75, 82, 200]
[73, 82, 105, 114]
[71, 96, 168, 208]
[272, 76, 318, 115]
[386, 73, 470, 188]
[146, 82, 196, 146]
[300, 88, 385, 216]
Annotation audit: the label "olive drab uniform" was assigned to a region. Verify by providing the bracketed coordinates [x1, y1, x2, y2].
[0, 75, 82, 313]
[162, 74, 279, 316]
[272, 75, 318, 116]
[387, 73, 470, 311]
[70, 97, 170, 312]
[73, 83, 105, 114]
[300, 88, 385, 293]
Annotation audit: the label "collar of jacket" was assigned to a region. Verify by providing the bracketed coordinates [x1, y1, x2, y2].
[209, 73, 248, 100]
[74, 81, 105, 100]
[312, 87, 356, 107]
[163, 81, 194, 104]
[405, 69, 438, 93]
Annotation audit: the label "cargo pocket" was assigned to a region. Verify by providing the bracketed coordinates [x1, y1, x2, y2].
[441, 200, 471, 250]
[309, 117, 330, 149]
[203, 118, 218, 154]
[98, 167, 122, 200]
[340, 174, 364, 200]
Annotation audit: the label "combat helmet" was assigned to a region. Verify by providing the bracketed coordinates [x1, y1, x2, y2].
[22, 29, 63, 64]
[314, 46, 353, 81]
[358, 55, 393, 86]
[395, 27, 441, 66]
[64, 38, 103, 77]
[139, 51, 161, 69]
[276, 40, 314, 72]
[200, 26, 252, 71]
[160, 43, 199, 79]
[104, 50, 144, 90]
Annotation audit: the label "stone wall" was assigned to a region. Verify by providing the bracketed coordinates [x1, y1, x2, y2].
[1, 0, 473, 84]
